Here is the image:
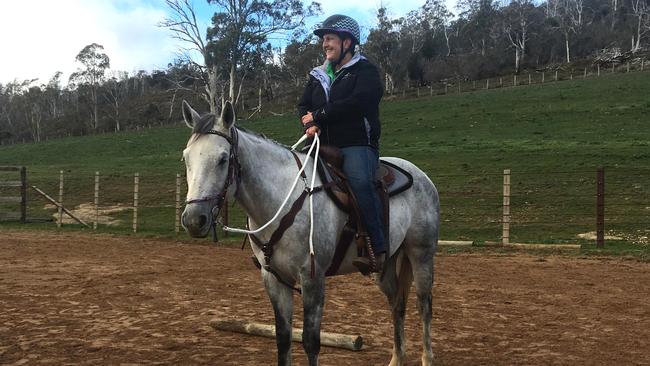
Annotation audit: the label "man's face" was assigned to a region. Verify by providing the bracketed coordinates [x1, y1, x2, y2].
[322, 33, 351, 62]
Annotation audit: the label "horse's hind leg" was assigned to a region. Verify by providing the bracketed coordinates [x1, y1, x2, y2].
[378, 252, 413, 366]
[263, 271, 294, 366]
[407, 245, 435, 366]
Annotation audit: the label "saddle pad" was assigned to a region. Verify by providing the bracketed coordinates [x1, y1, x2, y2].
[316, 157, 414, 197]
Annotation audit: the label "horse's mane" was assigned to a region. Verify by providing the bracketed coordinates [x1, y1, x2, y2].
[191, 113, 292, 151]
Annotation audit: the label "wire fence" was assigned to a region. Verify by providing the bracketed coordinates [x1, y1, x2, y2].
[6, 166, 648, 246]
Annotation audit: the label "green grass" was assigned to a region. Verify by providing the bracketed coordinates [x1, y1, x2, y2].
[1, 71, 649, 254]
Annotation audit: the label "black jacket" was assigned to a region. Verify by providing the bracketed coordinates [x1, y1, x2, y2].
[298, 55, 383, 149]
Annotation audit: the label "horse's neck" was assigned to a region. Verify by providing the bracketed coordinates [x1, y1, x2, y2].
[235, 131, 305, 225]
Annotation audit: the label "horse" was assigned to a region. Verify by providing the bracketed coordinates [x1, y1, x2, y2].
[180, 100, 440, 366]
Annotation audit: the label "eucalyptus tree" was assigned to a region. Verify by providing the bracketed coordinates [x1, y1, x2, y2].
[161, 0, 222, 114]
[68, 43, 110, 131]
[205, 0, 320, 108]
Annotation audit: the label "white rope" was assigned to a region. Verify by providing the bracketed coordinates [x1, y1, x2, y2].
[221, 133, 320, 236]
[308, 134, 320, 257]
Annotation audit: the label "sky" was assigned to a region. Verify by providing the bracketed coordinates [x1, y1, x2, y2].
[0, 0, 455, 86]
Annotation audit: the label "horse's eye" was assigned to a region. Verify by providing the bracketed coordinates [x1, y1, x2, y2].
[218, 156, 228, 165]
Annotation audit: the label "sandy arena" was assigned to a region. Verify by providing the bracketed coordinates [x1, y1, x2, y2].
[1, 230, 648, 365]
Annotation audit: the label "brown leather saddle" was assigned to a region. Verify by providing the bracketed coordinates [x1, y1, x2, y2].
[313, 145, 414, 276]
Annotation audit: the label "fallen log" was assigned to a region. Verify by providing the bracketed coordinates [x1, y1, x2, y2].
[31, 185, 90, 228]
[483, 241, 581, 250]
[210, 319, 363, 351]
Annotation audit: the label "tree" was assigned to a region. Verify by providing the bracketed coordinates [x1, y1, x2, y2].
[103, 71, 129, 132]
[366, 7, 402, 92]
[161, 0, 221, 114]
[630, 0, 650, 52]
[69, 43, 110, 130]
[205, 0, 320, 106]
[422, 0, 455, 56]
[501, 0, 538, 73]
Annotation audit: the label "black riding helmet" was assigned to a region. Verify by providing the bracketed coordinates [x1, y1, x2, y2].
[313, 14, 360, 66]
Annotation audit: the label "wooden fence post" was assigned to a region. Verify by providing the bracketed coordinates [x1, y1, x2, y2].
[612, 63, 615, 73]
[626, 62, 630, 73]
[175, 173, 181, 235]
[596, 168, 605, 248]
[94, 171, 99, 230]
[642, 59, 645, 71]
[486, 79, 490, 89]
[133, 173, 139, 233]
[570, 73, 573, 80]
[528, 74, 531, 85]
[417, 87, 420, 97]
[542, 72, 545, 83]
[473, 80, 476, 90]
[429, 85, 433, 96]
[597, 64, 600, 76]
[513, 74, 517, 86]
[500, 77, 503, 87]
[444, 83, 448, 94]
[503, 169, 511, 245]
[457, 81, 461, 94]
[20, 167, 26, 223]
[57, 170, 64, 228]
[555, 71, 558, 81]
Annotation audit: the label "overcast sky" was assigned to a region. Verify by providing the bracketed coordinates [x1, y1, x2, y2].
[0, 0, 454, 86]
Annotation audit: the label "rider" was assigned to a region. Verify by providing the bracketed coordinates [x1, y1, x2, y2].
[298, 14, 386, 273]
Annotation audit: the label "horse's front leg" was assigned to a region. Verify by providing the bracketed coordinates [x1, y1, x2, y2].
[300, 272, 325, 366]
[263, 270, 294, 366]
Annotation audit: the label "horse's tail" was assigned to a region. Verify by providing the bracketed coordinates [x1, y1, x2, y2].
[395, 250, 414, 306]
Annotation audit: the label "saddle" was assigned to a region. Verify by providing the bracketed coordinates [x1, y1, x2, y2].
[313, 145, 414, 276]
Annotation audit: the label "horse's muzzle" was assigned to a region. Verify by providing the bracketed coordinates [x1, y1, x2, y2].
[181, 203, 212, 238]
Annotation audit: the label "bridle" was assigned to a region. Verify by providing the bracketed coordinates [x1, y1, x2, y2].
[184, 127, 241, 241]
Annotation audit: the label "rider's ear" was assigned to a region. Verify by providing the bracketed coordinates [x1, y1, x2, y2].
[221, 100, 236, 129]
[182, 100, 200, 129]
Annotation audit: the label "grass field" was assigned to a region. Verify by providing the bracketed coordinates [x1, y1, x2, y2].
[1, 70, 649, 256]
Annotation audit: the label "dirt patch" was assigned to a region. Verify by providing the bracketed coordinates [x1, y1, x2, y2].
[1, 229, 649, 365]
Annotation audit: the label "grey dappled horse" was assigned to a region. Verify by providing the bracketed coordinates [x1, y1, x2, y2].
[181, 100, 440, 366]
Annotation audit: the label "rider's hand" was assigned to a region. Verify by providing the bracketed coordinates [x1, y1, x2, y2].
[305, 126, 320, 137]
[301, 112, 314, 125]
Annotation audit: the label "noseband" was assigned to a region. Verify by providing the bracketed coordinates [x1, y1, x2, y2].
[185, 128, 241, 240]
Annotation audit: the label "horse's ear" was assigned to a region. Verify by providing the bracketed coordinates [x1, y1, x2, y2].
[182, 100, 200, 129]
[220, 101, 235, 129]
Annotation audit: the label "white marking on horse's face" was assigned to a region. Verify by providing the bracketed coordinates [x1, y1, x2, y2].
[183, 133, 230, 202]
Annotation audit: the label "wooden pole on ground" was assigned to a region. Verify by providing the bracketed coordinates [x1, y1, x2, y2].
[93, 171, 99, 230]
[596, 168, 605, 248]
[175, 173, 181, 235]
[210, 319, 363, 351]
[31, 186, 90, 227]
[58, 170, 64, 228]
[503, 169, 511, 245]
[133, 172, 139, 233]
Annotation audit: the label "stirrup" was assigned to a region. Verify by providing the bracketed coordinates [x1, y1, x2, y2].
[352, 257, 372, 275]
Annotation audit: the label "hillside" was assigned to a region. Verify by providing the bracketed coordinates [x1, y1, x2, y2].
[1, 71, 649, 246]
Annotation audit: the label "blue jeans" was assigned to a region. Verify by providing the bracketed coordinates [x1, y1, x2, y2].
[340, 146, 386, 255]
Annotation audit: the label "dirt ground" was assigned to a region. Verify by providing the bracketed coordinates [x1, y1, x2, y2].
[1, 230, 648, 366]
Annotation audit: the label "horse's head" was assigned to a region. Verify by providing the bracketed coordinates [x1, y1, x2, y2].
[180, 100, 238, 238]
